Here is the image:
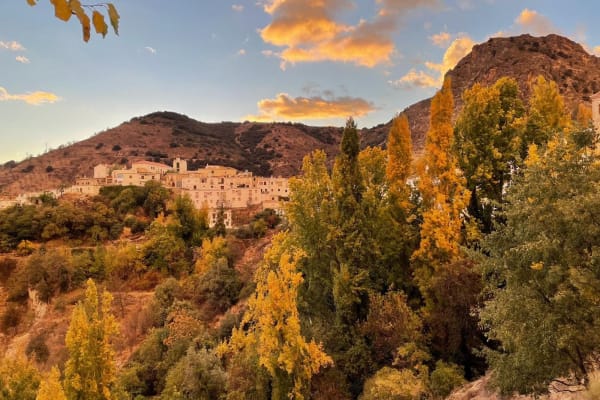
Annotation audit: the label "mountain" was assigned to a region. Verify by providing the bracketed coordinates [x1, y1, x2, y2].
[1, 33, 599, 196]
[366, 33, 600, 151]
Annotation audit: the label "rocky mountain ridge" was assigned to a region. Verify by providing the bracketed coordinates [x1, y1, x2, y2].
[1, 34, 599, 196]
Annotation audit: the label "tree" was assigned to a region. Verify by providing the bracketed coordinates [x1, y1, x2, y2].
[359, 367, 425, 400]
[480, 134, 600, 395]
[286, 150, 336, 318]
[381, 114, 419, 292]
[27, 0, 120, 42]
[226, 234, 332, 400]
[412, 77, 469, 285]
[160, 348, 227, 400]
[0, 357, 41, 400]
[64, 279, 118, 400]
[386, 113, 413, 217]
[331, 117, 371, 326]
[454, 77, 525, 233]
[36, 367, 66, 400]
[523, 75, 571, 156]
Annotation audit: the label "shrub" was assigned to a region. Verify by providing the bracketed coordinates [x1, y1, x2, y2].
[429, 361, 465, 399]
[2, 303, 23, 331]
[45, 165, 54, 173]
[0, 257, 17, 283]
[112, 144, 122, 151]
[194, 263, 242, 319]
[16, 240, 35, 256]
[25, 333, 50, 363]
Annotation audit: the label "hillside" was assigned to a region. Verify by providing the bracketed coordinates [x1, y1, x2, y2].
[1, 33, 600, 196]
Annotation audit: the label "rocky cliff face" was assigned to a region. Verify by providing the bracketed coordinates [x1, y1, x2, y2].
[1, 34, 599, 195]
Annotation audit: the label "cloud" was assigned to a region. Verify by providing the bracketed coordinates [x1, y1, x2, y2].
[259, 0, 439, 69]
[389, 69, 439, 88]
[237, 49, 246, 56]
[390, 35, 475, 89]
[0, 41, 25, 51]
[430, 31, 451, 47]
[144, 46, 157, 55]
[0, 87, 60, 105]
[15, 56, 30, 64]
[425, 35, 475, 75]
[232, 4, 244, 12]
[244, 92, 375, 121]
[515, 9, 558, 36]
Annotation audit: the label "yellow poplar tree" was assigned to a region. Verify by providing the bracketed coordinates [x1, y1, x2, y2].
[412, 77, 469, 286]
[524, 75, 572, 155]
[226, 233, 333, 400]
[64, 279, 118, 400]
[386, 113, 413, 215]
[36, 367, 67, 400]
[576, 103, 593, 128]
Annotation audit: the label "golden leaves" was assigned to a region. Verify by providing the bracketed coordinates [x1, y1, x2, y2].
[107, 3, 119, 35]
[92, 10, 108, 37]
[27, 1, 120, 42]
[51, 0, 71, 21]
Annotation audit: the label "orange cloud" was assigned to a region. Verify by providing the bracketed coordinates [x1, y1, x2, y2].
[0, 87, 60, 105]
[425, 35, 475, 76]
[430, 31, 451, 47]
[515, 9, 557, 36]
[391, 35, 475, 89]
[245, 92, 375, 121]
[389, 69, 439, 88]
[260, 0, 439, 68]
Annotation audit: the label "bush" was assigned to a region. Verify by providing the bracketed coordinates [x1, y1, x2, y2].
[0, 257, 17, 283]
[112, 144, 122, 151]
[193, 263, 242, 319]
[45, 165, 54, 173]
[2, 303, 23, 331]
[16, 240, 35, 256]
[25, 333, 49, 363]
[429, 361, 465, 399]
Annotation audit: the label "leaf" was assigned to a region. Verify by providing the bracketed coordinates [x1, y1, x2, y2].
[51, 0, 71, 21]
[26, 0, 37, 6]
[92, 10, 108, 38]
[107, 3, 120, 35]
[78, 11, 91, 42]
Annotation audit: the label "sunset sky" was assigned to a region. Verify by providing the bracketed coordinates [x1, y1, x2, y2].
[1, 0, 599, 163]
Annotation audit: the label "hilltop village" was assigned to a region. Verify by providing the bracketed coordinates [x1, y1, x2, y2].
[1, 158, 289, 228]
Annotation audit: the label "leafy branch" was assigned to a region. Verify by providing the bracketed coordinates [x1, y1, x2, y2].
[27, 0, 119, 42]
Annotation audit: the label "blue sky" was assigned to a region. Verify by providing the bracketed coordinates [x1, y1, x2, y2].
[1, 0, 599, 163]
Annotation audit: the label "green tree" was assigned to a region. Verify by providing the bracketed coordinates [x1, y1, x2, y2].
[170, 195, 208, 246]
[286, 150, 336, 318]
[160, 348, 226, 400]
[64, 279, 118, 400]
[331, 117, 371, 326]
[454, 77, 525, 233]
[480, 135, 600, 395]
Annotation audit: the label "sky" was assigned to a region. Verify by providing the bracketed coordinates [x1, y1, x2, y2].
[1, 0, 600, 163]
